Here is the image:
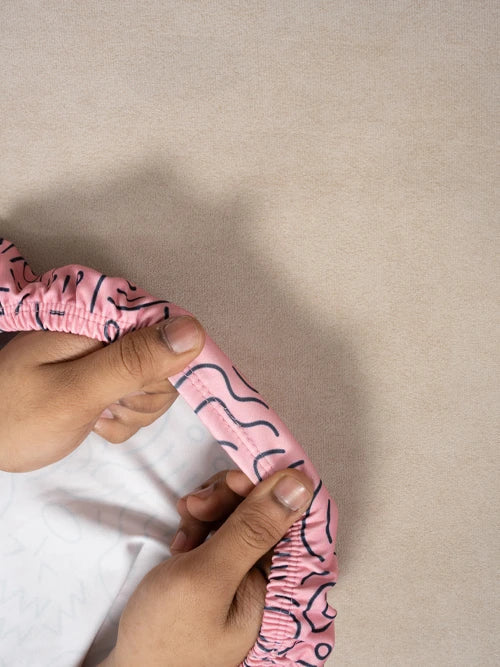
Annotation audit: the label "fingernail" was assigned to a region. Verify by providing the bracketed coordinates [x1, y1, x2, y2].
[161, 316, 200, 354]
[189, 483, 215, 499]
[170, 529, 188, 551]
[272, 475, 311, 511]
[99, 408, 115, 419]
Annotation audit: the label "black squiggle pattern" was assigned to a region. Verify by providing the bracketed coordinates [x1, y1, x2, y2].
[303, 582, 336, 633]
[326, 500, 332, 544]
[315, 643, 332, 660]
[217, 440, 239, 450]
[174, 363, 269, 408]
[116, 288, 149, 302]
[194, 396, 279, 436]
[300, 480, 325, 563]
[232, 365, 260, 393]
[90, 275, 106, 313]
[322, 600, 336, 619]
[287, 459, 305, 469]
[20, 261, 39, 284]
[256, 641, 273, 653]
[300, 570, 330, 587]
[104, 319, 120, 342]
[46, 272, 58, 288]
[276, 640, 304, 656]
[34, 302, 48, 330]
[107, 296, 169, 311]
[253, 448, 287, 482]
[14, 293, 31, 315]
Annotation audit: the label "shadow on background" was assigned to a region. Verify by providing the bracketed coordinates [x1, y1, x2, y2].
[1, 156, 369, 576]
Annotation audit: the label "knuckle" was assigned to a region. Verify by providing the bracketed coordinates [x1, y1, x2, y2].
[134, 413, 156, 427]
[131, 393, 169, 413]
[236, 507, 283, 550]
[117, 332, 154, 379]
[118, 409, 154, 428]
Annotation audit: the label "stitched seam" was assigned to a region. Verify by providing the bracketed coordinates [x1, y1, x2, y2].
[2, 304, 136, 328]
[179, 364, 301, 652]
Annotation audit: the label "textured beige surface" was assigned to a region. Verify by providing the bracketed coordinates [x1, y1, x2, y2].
[0, 1, 498, 665]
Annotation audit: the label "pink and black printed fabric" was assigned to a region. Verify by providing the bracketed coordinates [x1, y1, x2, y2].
[0, 238, 339, 666]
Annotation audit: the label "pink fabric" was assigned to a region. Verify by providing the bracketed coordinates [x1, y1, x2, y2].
[0, 238, 338, 666]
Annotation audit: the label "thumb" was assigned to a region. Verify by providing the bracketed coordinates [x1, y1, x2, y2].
[63, 316, 205, 410]
[199, 469, 314, 605]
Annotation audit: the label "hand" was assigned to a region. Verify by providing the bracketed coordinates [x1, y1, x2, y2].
[99, 468, 314, 667]
[0, 316, 205, 472]
[171, 469, 269, 571]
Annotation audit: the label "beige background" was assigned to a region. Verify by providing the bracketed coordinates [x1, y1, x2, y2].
[0, 1, 498, 665]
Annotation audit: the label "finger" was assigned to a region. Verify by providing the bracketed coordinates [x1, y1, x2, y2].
[92, 419, 139, 444]
[225, 469, 256, 498]
[179, 469, 251, 509]
[194, 469, 315, 607]
[92, 399, 172, 442]
[50, 316, 205, 414]
[141, 378, 178, 394]
[170, 497, 216, 553]
[171, 471, 252, 553]
[5, 330, 104, 366]
[117, 390, 177, 413]
[184, 470, 254, 522]
[97, 400, 173, 429]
